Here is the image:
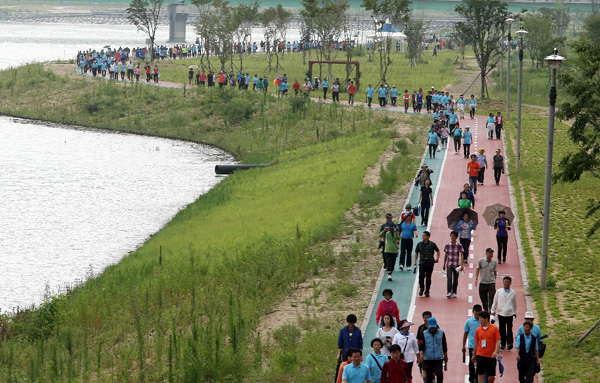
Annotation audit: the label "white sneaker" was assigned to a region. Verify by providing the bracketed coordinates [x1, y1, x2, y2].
[388, 275, 392, 281]
[406, 266, 411, 271]
[399, 265, 404, 271]
[452, 293, 457, 298]
[447, 292, 452, 298]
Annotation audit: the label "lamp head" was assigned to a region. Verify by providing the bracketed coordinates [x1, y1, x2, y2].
[506, 17, 515, 25]
[544, 48, 565, 70]
[516, 29, 528, 38]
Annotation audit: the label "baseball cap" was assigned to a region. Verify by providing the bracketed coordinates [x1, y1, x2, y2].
[496, 148, 501, 152]
[428, 317, 437, 327]
[386, 213, 393, 218]
[486, 248, 495, 253]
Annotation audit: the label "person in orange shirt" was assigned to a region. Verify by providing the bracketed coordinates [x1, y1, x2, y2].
[348, 81, 356, 105]
[466, 154, 481, 194]
[218, 71, 226, 88]
[336, 349, 355, 383]
[472, 311, 501, 383]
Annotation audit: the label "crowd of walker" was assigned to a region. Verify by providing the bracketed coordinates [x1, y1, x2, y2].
[335, 104, 543, 383]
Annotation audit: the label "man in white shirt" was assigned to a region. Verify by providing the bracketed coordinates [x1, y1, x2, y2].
[491, 275, 517, 350]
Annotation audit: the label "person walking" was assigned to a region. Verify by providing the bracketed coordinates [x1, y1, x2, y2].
[392, 320, 419, 380]
[486, 113, 496, 139]
[378, 85, 387, 107]
[463, 305, 483, 383]
[376, 314, 400, 357]
[491, 276, 517, 350]
[418, 179, 433, 226]
[443, 231, 464, 298]
[515, 321, 541, 383]
[457, 95, 466, 119]
[475, 248, 497, 312]
[467, 155, 481, 194]
[342, 349, 373, 383]
[516, 312, 542, 339]
[348, 81, 356, 105]
[428, 130, 439, 159]
[379, 213, 396, 270]
[492, 149, 505, 186]
[414, 231, 440, 298]
[462, 126, 472, 158]
[399, 215, 418, 271]
[469, 95, 477, 119]
[495, 112, 503, 140]
[472, 311, 501, 383]
[494, 211, 511, 264]
[332, 80, 341, 103]
[375, 290, 401, 328]
[381, 344, 413, 383]
[366, 339, 388, 383]
[456, 213, 476, 263]
[366, 84, 375, 107]
[337, 314, 363, 362]
[321, 77, 329, 100]
[458, 192, 472, 209]
[458, 183, 475, 209]
[379, 221, 400, 281]
[476, 149, 487, 185]
[419, 317, 448, 383]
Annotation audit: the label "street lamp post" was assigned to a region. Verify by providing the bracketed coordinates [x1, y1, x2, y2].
[505, 18, 514, 120]
[516, 29, 527, 174]
[540, 48, 565, 290]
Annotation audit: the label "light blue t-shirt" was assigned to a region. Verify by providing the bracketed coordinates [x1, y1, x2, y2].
[515, 333, 538, 352]
[400, 222, 417, 239]
[365, 353, 387, 383]
[469, 98, 477, 107]
[458, 98, 466, 105]
[428, 132, 439, 145]
[463, 131, 472, 144]
[366, 87, 375, 98]
[464, 316, 480, 349]
[433, 94, 440, 104]
[449, 113, 458, 124]
[487, 117, 496, 125]
[516, 324, 542, 340]
[378, 88, 387, 97]
[342, 362, 372, 383]
[391, 88, 398, 97]
[321, 80, 329, 88]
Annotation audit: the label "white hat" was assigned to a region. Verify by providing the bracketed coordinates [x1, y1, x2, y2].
[525, 311, 535, 319]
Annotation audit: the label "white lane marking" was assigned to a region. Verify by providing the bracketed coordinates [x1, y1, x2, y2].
[469, 262, 474, 269]
[469, 273, 473, 278]
[470, 245, 474, 250]
[468, 295, 473, 303]
[468, 309, 473, 316]
[468, 283, 473, 290]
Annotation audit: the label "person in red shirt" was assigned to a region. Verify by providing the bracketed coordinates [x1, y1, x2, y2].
[472, 311, 501, 383]
[403, 90, 410, 113]
[381, 344, 412, 383]
[348, 80, 356, 105]
[199, 71, 206, 85]
[467, 154, 481, 194]
[495, 112, 503, 140]
[375, 289, 401, 325]
[218, 72, 226, 88]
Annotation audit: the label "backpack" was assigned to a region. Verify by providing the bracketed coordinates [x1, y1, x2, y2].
[538, 338, 546, 359]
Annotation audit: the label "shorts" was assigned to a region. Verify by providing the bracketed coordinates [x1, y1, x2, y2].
[476, 355, 496, 377]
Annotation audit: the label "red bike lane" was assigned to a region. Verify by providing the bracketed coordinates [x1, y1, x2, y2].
[410, 113, 532, 383]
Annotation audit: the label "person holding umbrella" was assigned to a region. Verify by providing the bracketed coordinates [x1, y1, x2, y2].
[456, 212, 477, 263]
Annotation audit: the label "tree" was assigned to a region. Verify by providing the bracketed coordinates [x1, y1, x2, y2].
[520, 12, 565, 68]
[362, 0, 412, 83]
[454, 28, 472, 69]
[260, 5, 292, 72]
[404, 16, 428, 68]
[455, 0, 508, 98]
[555, 37, 600, 236]
[232, 2, 260, 70]
[583, 14, 600, 43]
[126, 0, 165, 61]
[193, 0, 237, 72]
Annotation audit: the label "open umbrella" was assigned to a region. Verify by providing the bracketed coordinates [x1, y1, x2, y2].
[103, 45, 111, 49]
[446, 208, 478, 230]
[482, 204, 514, 227]
[189, 65, 198, 69]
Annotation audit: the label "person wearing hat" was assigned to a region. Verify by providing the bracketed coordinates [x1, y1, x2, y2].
[463, 304, 483, 383]
[392, 320, 419, 379]
[516, 312, 542, 340]
[491, 275, 518, 350]
[492, 149, 505, 185]
[419, 317, 448, 383]
[390, 85, 398, 106]
[414, 164, 434, 188]
[475, 248, 498, 312]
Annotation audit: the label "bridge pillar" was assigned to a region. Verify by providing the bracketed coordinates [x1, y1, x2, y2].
[167, 4, 189, 43]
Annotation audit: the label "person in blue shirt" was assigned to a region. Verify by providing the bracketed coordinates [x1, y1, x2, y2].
[390, 85, 398, 106]
[244, 73, 250, 90]
[366, 84, 375, 107]
[365, 339, 387, 383]
[321, 78, 329, 100]
[338, 314, 363, 362]
[448, 109, 458, 132]
[282, 80, 289, 97]
[342, 349, 373, 383]
[515, 321, 541, 383]
[516, 312, 542, 339]
[463, 305, 482, 383]
[486, 113, 496, 139]
[399, 214, 418, 270]
[469, 95, 477, 119]
[100, 61, 107, 77]
[378, 86, 387, 107]
[463, 126, 473, 158]
[428, 130, 439, 159]
[452, 123, 462, 154]
[457, 95, 467, 119]
[252, 75, 259, 91]
[277, 80, 284, 98]
[432, 91, 440, 111]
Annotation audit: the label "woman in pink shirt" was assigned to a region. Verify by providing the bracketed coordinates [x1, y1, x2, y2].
[375, 288, 401, 326]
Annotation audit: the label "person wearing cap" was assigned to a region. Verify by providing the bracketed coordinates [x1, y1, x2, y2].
[494, 211, 511, 264]
[462, 126, 472, 158]
[463, 305, 483, 383]
[492, 149, 505, 186]
[515, 321, 541, 383]
[381, 344, 412, 383]
[379, 213, 396, 269]
[472, 311, 501, 383]
[414, 164, 434, 188]
[399, 213, 418, 271]
[419, 317, 448, 383]
[475, 248, 498, 312]
[516, 312, 542, 339]
[379, 219, 400, 281]
[392, 320, 419, 379]
[390, 85, 398, 106]
[457, 95, 467, 119]
[491, 276, 517, 350]
[443, 230, 464, 298]
[414, 231, 440, 297]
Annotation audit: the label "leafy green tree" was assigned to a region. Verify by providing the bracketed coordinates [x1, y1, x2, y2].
[583, 14, 600, 43]
[362, 0, 412, 82]
[455, 0, 508, 98]
[520, 11, 566, 68]
[261, 5, 292, 72]
[193, 0, 238, 72]
[126, 0, 165, 61]
[555, 37, 600, 236]
[232, 1, 260, 70]
[404, 16, 428, 68]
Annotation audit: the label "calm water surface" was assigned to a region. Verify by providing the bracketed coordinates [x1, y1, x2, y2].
[0, 117, 234, 310]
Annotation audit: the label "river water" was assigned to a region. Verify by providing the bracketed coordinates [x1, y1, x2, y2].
[0, 21, 236, 311]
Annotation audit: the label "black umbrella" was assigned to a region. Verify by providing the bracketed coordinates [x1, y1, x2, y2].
[446, 208, 478, 230]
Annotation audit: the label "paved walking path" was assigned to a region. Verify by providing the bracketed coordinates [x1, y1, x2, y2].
[363, 113, 533, 383]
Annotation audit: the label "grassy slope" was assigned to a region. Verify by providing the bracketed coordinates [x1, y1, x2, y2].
[0, 61, 447, 382]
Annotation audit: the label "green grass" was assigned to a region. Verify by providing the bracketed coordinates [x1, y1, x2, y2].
[504, 113, 600, 383]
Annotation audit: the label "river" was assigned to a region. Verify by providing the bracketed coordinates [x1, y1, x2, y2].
[0, 22, 236, 311]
